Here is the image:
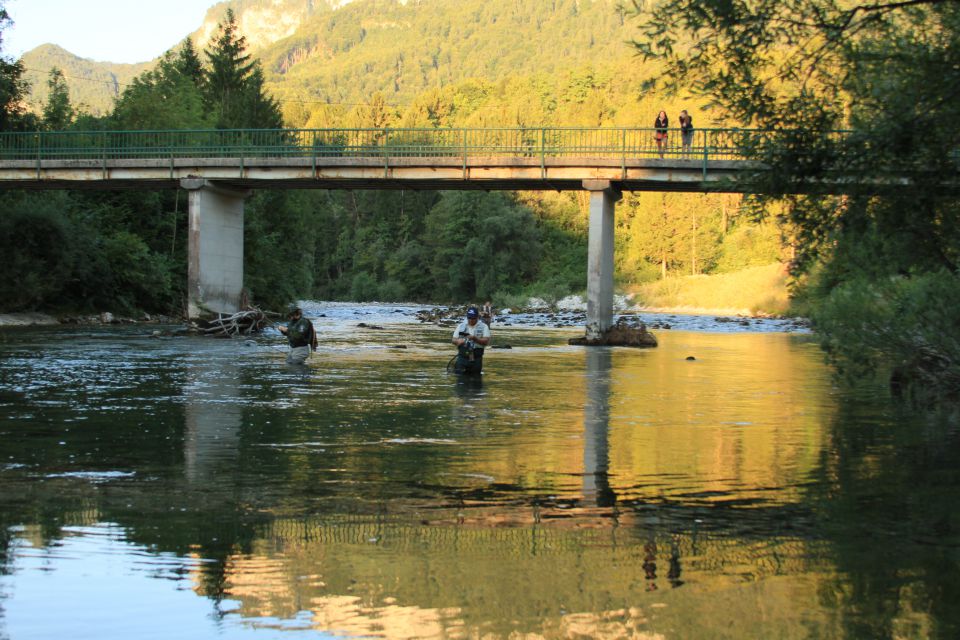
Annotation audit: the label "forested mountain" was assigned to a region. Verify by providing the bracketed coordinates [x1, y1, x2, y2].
[19, 0, 656, 123]
[18, 0, 332, 114]
[258, 0, 635, 105]
[20, 44, 151, 115]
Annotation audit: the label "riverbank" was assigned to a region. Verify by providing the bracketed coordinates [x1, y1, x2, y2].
[0, 311, 179, 327]
[0, 302, 810, 335]
[0, 312, 60, 327]
[628, 263, 792, 316]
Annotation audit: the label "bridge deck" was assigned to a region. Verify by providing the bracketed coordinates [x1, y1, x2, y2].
[0, 126, 774, 192]
[0, 155, 752, 192]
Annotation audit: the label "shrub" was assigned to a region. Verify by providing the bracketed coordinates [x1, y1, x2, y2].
[349, 271, 380, 301]
[812, 270, 960, 400]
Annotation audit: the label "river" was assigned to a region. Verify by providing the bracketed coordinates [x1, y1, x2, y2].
[1, 303, 958, 639]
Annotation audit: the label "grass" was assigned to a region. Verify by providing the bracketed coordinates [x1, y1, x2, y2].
[626, 263, 792, 316]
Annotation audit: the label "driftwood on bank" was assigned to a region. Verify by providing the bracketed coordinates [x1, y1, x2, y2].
[200, 308, 272, 337]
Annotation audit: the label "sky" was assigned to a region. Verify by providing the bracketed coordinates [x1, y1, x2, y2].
[3, 0, 215, 64]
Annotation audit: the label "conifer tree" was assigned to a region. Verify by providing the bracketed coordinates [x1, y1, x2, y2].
[175, 37, 204, 88]
[203, 9, 282, 129]
[113, 52, 208, 130]
[42, 68, 72, 130]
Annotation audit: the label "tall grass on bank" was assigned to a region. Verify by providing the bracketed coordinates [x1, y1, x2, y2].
[628, 263, 791, 316]
[812, 270, 960, 400]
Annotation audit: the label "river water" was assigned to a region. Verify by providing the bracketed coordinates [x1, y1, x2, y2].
[1, 303, 958, 639]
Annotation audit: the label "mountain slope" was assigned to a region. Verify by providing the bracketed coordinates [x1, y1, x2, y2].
[20, 44, 152, 115]
[17, 0, 640, 120]
[259, 0, 634, 105]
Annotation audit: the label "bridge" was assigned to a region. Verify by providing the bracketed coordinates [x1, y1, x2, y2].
[0, 127, 781, 333]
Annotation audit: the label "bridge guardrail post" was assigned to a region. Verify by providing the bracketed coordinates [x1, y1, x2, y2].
[101, 131, 107, 178]
[702, 129, 709, 180]
[540, 128, 546, 180]
[35, 131, 41, 179]
[383, 128, 390, 178]
[621, 128, 627, 179]
[461, 129, 467, 179]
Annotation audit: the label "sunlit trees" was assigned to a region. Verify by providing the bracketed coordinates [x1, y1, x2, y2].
[633, 0, 960, 396]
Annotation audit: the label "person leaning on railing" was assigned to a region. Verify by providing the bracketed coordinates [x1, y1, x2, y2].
[654, 110, 669, 158]
[679, 110, 694, 157]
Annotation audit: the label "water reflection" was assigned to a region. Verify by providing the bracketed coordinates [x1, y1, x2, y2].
[1, 323, 960, 638]
[582, 348, 615, 508]
[184, 361, 242, 484]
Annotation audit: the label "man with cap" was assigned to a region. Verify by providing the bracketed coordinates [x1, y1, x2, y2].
[278, 305, 318, 364]
[451, 305, 491, 375]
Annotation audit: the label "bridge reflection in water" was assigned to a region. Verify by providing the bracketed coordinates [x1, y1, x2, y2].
[7, 326, 949, 638]
[170, 337, 842, 638]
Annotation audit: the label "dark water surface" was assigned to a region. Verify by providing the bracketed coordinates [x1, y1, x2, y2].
[1, 305, 959, 639]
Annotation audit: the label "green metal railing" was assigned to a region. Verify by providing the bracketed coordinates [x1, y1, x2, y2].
[0, 127, 771, 163]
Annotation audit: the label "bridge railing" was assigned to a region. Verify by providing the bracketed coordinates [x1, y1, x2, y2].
[0, 127, 780, 162]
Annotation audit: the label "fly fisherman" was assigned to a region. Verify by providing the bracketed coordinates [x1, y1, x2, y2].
[451, 306, 491, 375]
[278, 305, 318, 364]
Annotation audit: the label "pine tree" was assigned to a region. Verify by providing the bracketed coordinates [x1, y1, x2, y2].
[203, 9, 282, 129]
[42, 68, 72, 130]
[113, 52, 209, 130]
[175, 37, 204, 88]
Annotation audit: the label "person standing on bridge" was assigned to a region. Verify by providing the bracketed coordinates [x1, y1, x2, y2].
[654, 110, 669, 158]
[679, 110, 694, 157]
[452, 306, 491, 375]
[279, 305, 318, 365]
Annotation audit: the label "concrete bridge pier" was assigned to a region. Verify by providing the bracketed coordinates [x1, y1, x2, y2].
[583, 180, 622, 340]
[181, 179, 252, 319]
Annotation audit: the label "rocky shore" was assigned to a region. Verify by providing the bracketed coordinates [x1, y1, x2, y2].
[0, 311, 180, 327]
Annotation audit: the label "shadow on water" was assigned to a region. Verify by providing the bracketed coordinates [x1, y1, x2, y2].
[1, 322, 960, 637]
[802, 397, 960, 639]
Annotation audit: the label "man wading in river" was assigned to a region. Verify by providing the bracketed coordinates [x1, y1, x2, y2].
[452, 306, 491, 375]
[278, 306, 318, 364]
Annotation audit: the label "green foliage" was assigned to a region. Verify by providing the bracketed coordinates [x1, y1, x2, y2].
[97, 231, 176, 313]
[0, 3, 31, 131]
[243, 190, 322, 310]
[20, 44, 151, 117]
[715, 222, 783, 273]
[634, 0, 960, 398]
[113, 51, 210, 130]
[812, 271, 960, 400]
[0, 192, 177, 313]
[349, 272, 379, 302]
[424, 191, 542, 301]
[0, 194, 76, 309]
[633, 263, 790, 316]
[41, 68, 72, 130]
[204, 9, 282, 129]
[261, 0, 636, 108]
[633, 0, 960, 272]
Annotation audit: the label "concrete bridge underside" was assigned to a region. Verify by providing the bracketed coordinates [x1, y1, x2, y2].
[0, 156, 751, 336]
